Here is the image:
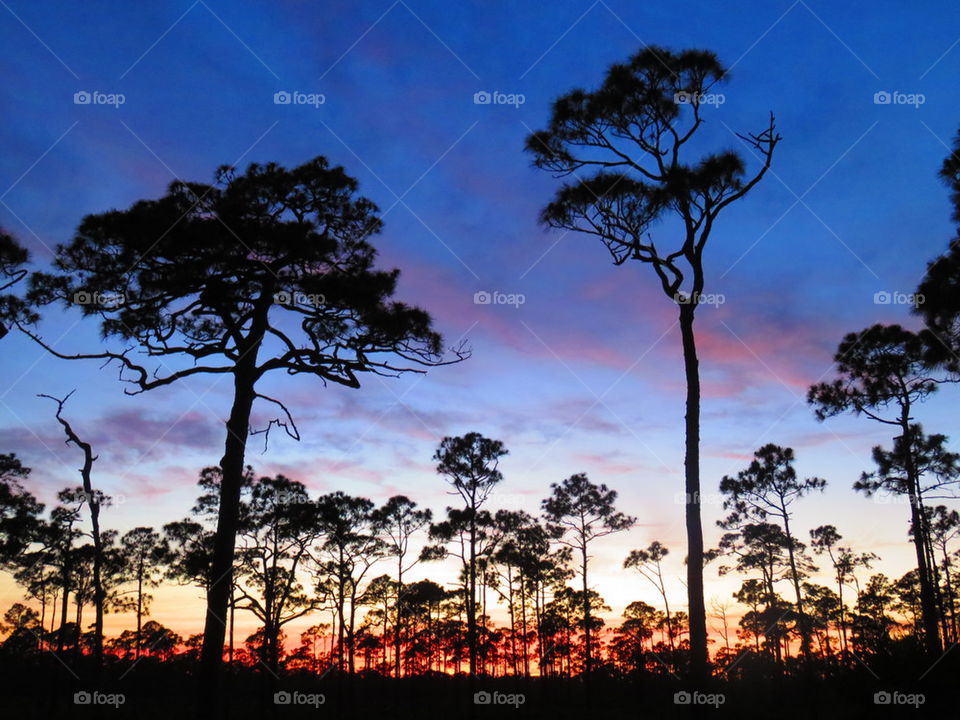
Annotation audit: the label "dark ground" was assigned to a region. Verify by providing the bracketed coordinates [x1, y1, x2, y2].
[0, 655, 953, 719]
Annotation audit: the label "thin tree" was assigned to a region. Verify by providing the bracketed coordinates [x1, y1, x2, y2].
[39, 392, 109, 668]
[313, 491, 386, 674]
[624, 541, 675, 651]
[428, 432, 507, 677]
[928, 506, 960, 642]
[809, 525, 878, 655]
[525, 47, 780, 678]
[542, 473, 635, 676]
[371, 495, 432, 677]
[809, 324, 952, 654]
[718, 444, 825, 664]
[118, 527, 165, 660]
[22, 156, 464, 703]
[717, 522, 799, 665]
[855, 425, 959, 652]
[233, 474, 324, 675]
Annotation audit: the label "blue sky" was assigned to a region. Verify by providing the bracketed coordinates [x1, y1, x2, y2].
[1, 0, 959, 634]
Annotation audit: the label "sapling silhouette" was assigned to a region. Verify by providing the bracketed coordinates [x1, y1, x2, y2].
[370, 495, 432, 677]
[426, 432, 507, 678]
[809, 525, 878, 655]
[233, 474, 325, 675]
[313, 491, 386, 674]
[22, 156, 465, 708]
[526, 47, 780, 679]
[117, 527, 165, 660]
[542, 473, 634, 676]
[492, 509, 549, 676]
[624, 541, 675, 651]
[718, 444, 825, 665]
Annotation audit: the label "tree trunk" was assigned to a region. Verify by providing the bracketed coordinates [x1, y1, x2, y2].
[395, 557, 403, 678]
[58, 548, 70, 654]
[941, 546, 958, 643]
[837, 574, 848, 656]
[581, 543, 591, 676]
[783, 514, 812, 665]
[679, 303, 708, 680]
[519, 573, 529, 676]
[86, 498, 104, 667]
[228, 585, 234, 666]
[198, 366, 257, 715]
[467, 518, 477, 677]
[136, 570, 143, 660]
[901, 422, 942, 656]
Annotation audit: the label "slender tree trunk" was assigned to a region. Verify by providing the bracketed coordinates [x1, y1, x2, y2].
[337, 583, 346, 671]
[679, 303, 707, 680]
[519, 574, 529, 676]
[836, 568, 848, 656]
[782, 514, 812, 666]
[901, 421, 942, 655]
[58, 551, 70, 654]
[348, 592, 358, 674]
[395, 557, 403, 678]
[660, 576, 675, 653]
[581, 543, 591, 676]
[39, 592, 47, 652]
[507, 567, 517, 675]
[468, 520, 477, 677]
[88, 498, 104, 667]
[136, 570, 143, 660]
[941, 547, 958, 643]
[74, 594, 87, 664]
[198, 365, 258, 715]
[228, 585, 234, 666]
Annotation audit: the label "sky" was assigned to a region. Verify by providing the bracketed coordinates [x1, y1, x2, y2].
[1, 0, 959, 643]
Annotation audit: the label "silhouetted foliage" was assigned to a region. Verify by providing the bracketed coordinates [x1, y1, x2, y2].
[21, 155, 466, 708]
[809, 324, 953, 655]
[526, 46, 780, 680]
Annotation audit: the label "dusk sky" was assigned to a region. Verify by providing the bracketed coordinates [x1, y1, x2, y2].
[2, 0, 959, 640]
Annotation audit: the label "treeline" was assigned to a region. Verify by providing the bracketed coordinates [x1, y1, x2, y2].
[1, 427, 959, 682]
